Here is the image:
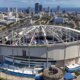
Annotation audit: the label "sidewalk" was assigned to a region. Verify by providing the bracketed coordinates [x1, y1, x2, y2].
[77, 75, 80, 80]
[0, 72, 34, 80]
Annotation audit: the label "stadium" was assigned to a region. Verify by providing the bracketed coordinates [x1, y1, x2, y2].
[0, 25, 80, 77]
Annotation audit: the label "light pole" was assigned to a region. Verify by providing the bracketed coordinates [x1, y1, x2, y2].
[64, 44, 66, 71]
[46, 45, 48, 68]
[28, 45, 30, 68]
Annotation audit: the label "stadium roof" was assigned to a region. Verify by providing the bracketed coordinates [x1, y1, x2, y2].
[2, 25, 80, 46]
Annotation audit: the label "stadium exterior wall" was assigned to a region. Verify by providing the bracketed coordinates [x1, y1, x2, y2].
[0, 41, 80, 61]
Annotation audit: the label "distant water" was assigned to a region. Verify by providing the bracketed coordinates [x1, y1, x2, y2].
[0, 8, 8, 12]
[52, 7, 80, 12]
[0, 7, 80, 12]
[60, 8, 80, 12]
[0, 7, 27, 12]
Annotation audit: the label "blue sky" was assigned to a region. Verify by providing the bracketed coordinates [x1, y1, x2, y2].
[0, 0, 80, 8]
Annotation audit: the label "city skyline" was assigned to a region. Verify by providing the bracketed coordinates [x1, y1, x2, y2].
[0, 0, 80, 8]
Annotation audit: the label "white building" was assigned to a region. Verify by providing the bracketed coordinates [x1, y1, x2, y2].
[0, 25, 80, 67]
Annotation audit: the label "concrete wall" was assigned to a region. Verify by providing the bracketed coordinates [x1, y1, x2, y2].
[0, 41, 80, 61]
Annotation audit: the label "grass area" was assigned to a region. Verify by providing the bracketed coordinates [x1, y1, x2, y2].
[0, 26, 6, 31]
[74, 71, 80, 76]
[0, 77, 7, 80]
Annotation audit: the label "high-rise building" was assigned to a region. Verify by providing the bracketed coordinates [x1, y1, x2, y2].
[39, 4, 43, 12]
[57, 5, 60, 13]
[35, 3, 39, 14]
[47, 7, 50, 13]
[35, 3, 43, 14]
